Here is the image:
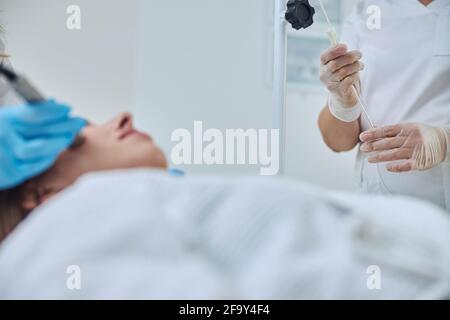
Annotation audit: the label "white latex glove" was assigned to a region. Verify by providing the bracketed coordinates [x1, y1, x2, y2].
[360, 123, 449, 173]
[319, 44, 365, 122]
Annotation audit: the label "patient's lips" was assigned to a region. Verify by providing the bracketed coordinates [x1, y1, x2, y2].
[122, 128, 152, 141]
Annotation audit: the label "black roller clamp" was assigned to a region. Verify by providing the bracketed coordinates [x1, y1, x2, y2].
[285, 0, 315, 30]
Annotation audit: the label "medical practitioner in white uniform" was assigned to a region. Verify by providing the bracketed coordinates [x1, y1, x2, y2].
[0, 38, 86, 190]
[318, 0, 450, 210]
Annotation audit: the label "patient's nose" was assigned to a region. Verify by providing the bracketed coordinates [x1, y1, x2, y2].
[113, 112, 133, 135]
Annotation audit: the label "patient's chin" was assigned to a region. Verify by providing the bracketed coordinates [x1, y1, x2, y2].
[123, 142, 167, 170]
[146, 146, 168, 169]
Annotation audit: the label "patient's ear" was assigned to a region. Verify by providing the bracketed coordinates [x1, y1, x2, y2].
[21, 181, 40, 211]
[21, 180, 61, 211]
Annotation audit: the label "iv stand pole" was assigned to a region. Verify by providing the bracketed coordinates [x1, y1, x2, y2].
[273, 0, 288, 176]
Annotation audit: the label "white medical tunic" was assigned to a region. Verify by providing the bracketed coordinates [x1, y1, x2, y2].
[341, 0, 450, 210]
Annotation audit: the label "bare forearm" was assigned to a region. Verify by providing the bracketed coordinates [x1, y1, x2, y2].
[318, 104, 361, 152]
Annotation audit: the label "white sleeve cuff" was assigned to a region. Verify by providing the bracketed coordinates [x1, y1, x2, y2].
[328, 94, 362, 123]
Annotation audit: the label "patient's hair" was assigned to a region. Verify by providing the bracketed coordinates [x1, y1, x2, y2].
[0, 24, 24, 242]
[0, 184, 29, 243]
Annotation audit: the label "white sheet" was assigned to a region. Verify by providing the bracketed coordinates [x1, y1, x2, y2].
[0, 169, 449, 299]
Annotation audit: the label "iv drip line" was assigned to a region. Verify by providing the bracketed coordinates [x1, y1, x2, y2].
[318, 0, 375, 129]
[317, 0, 392, 194]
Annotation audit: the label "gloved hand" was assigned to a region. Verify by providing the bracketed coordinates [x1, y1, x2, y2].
[360, 123, 449, 173]
[319, 44, 365, 122]
[0, 100, 86, 189]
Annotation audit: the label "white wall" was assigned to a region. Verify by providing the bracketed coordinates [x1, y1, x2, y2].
[133, 0, 274, 176]
[1, 0, 137, 123]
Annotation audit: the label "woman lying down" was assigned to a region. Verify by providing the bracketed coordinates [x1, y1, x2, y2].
[0, 113, 450, 299]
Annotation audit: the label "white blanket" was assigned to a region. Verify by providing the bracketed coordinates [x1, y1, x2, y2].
[0, 169, 449, 299]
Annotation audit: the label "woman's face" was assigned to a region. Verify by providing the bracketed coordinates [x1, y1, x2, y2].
[75, 112, 167, 173]
[32, 113, 167, 202]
